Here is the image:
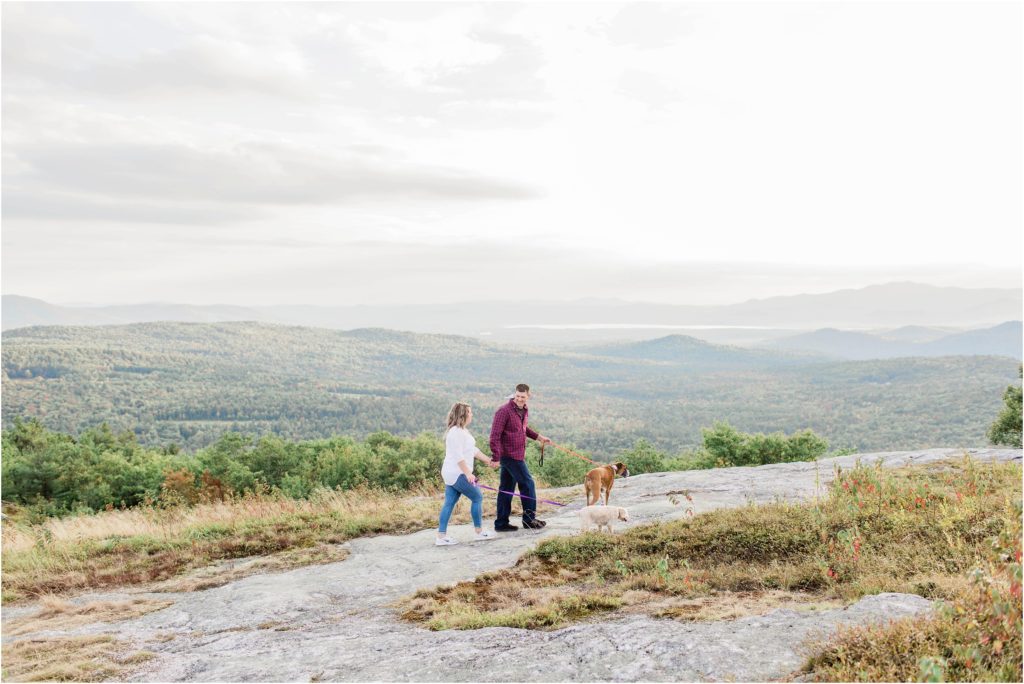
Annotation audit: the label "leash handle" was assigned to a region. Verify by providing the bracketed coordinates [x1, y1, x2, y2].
[477, 483, 567, 507]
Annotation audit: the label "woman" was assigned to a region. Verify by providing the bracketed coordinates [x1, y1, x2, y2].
[436, 402, 498, 545]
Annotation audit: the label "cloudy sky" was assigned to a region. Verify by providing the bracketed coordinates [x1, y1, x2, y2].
[2, 1, 1021, 306]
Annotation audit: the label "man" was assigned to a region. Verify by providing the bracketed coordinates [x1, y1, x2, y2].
[489, 383, 552, 531]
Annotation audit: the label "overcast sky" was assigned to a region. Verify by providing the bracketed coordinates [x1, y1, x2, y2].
[2, 1, 1021, 306]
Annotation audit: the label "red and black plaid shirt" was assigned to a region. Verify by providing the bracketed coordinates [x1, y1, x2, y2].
[489, 400, 540, 461]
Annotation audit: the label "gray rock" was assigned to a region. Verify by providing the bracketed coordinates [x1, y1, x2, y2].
[15, 448, 1023, 681]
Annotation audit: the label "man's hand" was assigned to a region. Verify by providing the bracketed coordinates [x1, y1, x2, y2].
[539, 435, 553, 445]
[488, 460, 499, 469]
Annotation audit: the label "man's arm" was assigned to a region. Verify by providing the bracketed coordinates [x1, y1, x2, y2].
[489, 406, 508, 459]
[526, 427, 552, 445]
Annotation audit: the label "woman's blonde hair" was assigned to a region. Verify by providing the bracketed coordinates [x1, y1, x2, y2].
[446, 402, 471, 431]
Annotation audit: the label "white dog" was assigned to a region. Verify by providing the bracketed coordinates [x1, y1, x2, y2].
[578, 505, 629, 533]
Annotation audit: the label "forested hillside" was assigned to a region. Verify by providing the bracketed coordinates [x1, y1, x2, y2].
[2, 322, 1018, 454]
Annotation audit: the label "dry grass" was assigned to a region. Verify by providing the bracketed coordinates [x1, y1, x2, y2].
[638, 589, 843, 622]
[3, 486, 442, 553]
[1, 634, 154, 682]
[405, 590, 623, 630]
[401, 577, 840, 630]
[4, 596, 173, 636]
[150, 542, 351, 593]
[2, 485, 571, 603]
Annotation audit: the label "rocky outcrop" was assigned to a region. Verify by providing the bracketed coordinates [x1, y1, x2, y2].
[17, 448, 1024, 681]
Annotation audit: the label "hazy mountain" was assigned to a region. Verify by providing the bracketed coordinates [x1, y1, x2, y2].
[875, 325, 958, 344]
[724, 282, 1021, 328]
[3, 282, 1021, 337]
[1, 295, 104, 328]
[770, 321, 1022, 360]
[1, 295, 266, 330]
[769, 329, 907, 360]
[576, 334, 816, 368]
[921, 321, 1023, 358]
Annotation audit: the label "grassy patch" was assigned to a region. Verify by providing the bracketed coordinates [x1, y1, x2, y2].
[1, 634, 154, 682]
[800, 496, 1022, 682]
[400, 457, 1021, 639]
[2, 486, 569, 603]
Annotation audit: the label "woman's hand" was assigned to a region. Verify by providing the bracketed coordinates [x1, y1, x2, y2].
[488, 460, 499, 469]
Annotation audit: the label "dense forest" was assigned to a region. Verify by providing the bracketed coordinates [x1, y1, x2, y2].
[2, 322, 1019, 455]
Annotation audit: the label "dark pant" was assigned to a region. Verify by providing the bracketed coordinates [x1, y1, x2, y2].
[495, 457, 537, 527]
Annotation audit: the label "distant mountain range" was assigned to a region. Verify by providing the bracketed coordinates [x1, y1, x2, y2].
[769, 321, 1022, 361]
[1, 296, 264, 329]
[3, 282, 1021, 343]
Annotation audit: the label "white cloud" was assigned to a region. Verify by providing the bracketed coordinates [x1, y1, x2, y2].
[8, 139, 539, 209]
[1, 1, 1020, 306]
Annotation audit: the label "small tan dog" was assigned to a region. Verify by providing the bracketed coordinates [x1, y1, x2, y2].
[578, 505, 629, 533]
[583, 461, 629, 506]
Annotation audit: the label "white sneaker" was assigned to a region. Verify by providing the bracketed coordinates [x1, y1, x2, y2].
[435, 536, 459, 546]
[474, 530, 496, 541]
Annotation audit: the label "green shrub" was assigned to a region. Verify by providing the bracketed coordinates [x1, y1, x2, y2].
[702, 422, 828, 466]
[988, 366, 1022, 447]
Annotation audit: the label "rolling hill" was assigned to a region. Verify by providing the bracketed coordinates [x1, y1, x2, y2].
[3, 321, 1018, 456]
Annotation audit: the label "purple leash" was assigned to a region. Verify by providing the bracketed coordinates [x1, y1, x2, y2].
[477, 483, 567, 507]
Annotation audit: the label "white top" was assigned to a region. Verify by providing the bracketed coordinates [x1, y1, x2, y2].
[442, 426, 477, 486]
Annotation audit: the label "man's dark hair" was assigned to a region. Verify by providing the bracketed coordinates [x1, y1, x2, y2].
[516, 383, 530, 393]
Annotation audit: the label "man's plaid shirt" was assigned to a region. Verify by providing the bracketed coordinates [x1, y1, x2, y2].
[489, 400, 540, 461]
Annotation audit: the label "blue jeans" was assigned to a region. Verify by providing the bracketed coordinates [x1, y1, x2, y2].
[438, 474, 483, 533]
[495, 457, 537, 527]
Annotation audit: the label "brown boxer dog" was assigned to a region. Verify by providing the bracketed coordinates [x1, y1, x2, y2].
[583, 461, 629, 506]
